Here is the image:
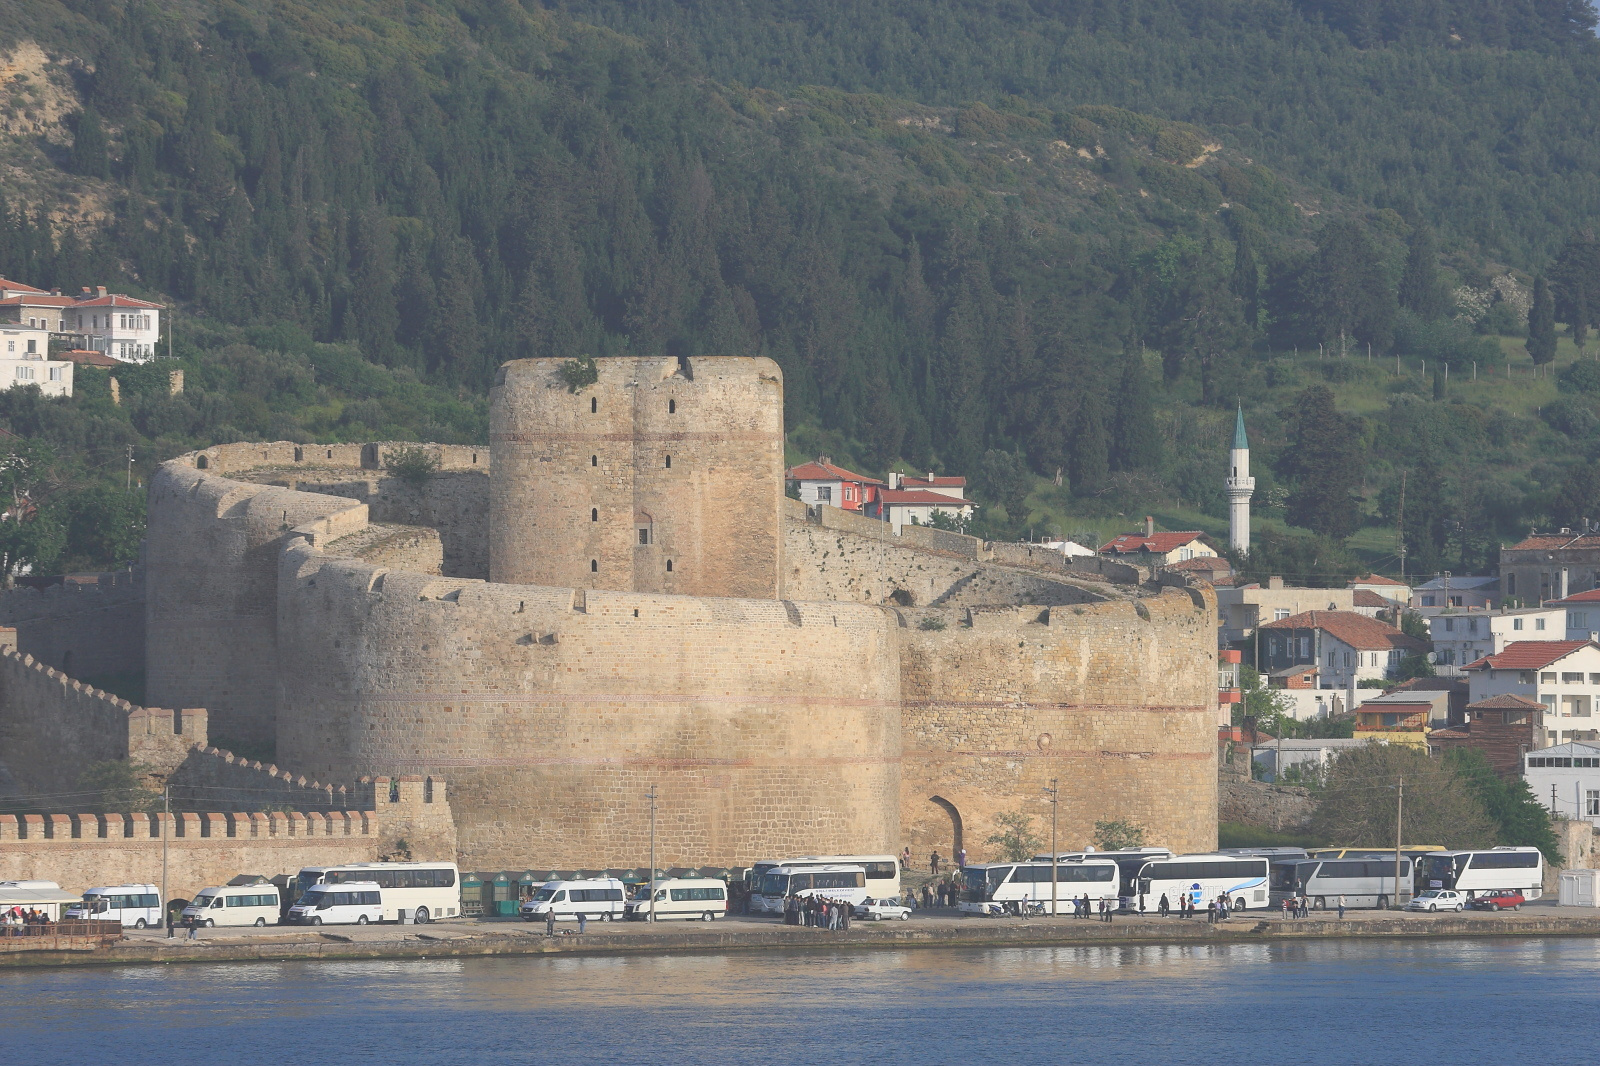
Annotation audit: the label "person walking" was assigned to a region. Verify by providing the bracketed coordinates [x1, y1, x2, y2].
[957, 847, 967, 870]
[186, 916, 199, 940]
[1337, 894, 1346, 920]
[545, 909, 556, 935]
[1159, 893, 1170, 918]
[902, 847, 912, 873]
[577, 912, 587, 934]
[921, 883, 933, 909]
[930, 851, 941, 876]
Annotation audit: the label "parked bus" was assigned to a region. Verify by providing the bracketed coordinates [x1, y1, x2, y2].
[1416, 848, 1544, 900]
[64, 884, 162, 928]
[1033, 848, 1171, 904]
[1135, 854, 1271, 911]
[1306, 846, 1444, 859]
[961, 859, 1120, 916]
[1270, 856, 1413, 910]
[748, 855, 896, 914]
[181, 882, 283, 927]
[294, 862, 461, 923]
[750, 864, 868, 913]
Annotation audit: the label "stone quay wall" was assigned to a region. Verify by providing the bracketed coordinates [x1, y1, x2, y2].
[0, 637, 205, 801]
[0, 776, 454, 900]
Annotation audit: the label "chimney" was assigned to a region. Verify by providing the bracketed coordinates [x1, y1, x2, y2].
[927, 472, 935, 484]
[1144, 515, 1154, 538]
[889, 472, 901, 490]
[96, 285, 107, 298]
[1268, 576, 1284, 590]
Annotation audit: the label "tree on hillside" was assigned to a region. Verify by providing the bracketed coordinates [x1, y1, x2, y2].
[1292, 220, 1398, 354]
[1154, 243, 1250, 404]
[1110, 349, 1162, 471]
[1552, 463, 1600, 530]
[1398, 222, 1450, 320]
[1230, 224, 1260, 330]
[69, 107, 110, 180]
[1551, 234, 1600, 342]
[1278, 386, 1365, 539]
[1070, 387, 1110, 495]
[1310, 744, 1498, 850]
[1230, 527, 1362, 588]
[977, 449, 1032, 525]
[1378, 458, 1450, 573]
[1528, 274, 1558, 365]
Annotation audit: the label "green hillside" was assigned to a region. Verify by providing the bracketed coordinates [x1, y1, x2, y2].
[0, 0, 1596, 583]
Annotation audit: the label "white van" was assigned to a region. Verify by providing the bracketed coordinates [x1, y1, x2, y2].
[182, 883, 282, 927]
[624, 878, 728, 921]
[519, 878, 626, 922]
[287, 881, 383, 925]
[64, 884, 162, 928]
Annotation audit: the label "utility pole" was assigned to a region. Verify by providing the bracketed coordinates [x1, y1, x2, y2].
[1044, 778, 1060, 916]
[126, 444, 133, 492]
[1393, 776, 1404, 908]
[1396, 470, 1407, 584]
[646, 786, 658, 924]
[161, 783, 170, 922]
[1553, 782, 1560, 819]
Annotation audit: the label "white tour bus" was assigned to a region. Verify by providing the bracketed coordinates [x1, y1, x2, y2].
[1034, 848, 1172, 904]
[1135, 854, 1271, 911]
[520, 878, 628, 922]
[295, 862, 461, 923]
[752, 864, 869, 913]
[64, 884, 162, 928]
[750, 856, 893, 914]
[182, 883, 282, 927]
[1416, 847, 1544, 900]
[287, 881, 383, 925]
[1270, 856, 1413, 910]
[961, 858, 1120, 916]
[623, 877, 729, 921]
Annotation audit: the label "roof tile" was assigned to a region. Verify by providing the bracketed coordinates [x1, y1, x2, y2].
[1464, 640, 1594, 671]
[1258, 610, 1428, 652]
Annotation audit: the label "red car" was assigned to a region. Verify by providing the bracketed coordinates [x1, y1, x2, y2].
[1468, 891, 1525, 911]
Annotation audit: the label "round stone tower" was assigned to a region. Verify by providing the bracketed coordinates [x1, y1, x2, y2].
[488, 356, 785, 600]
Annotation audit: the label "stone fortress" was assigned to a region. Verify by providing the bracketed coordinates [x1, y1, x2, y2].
[7, 356, 1221, 874]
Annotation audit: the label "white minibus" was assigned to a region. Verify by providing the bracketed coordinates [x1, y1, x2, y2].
[751, 864, 869, 913]
[961, 859, 1120, 916]
[64, 884, 162, 928]
[1270, 856, 1413, 910]
[519, 878, 627, 922]
[1135, 854, 1271, 911]
[1416, 847, 1544, 900]
[785, 855, 900, 900]
[295, 862, 461, 923]
[624, 877, 729, 921]
[182, 883, 282, 927]
[287, 881, 383, 925]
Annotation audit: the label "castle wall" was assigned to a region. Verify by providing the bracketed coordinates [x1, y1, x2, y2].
[0, 641, 205, 801]
[145, 461, 367, 754]
[0, 776, 454, 899]
[489, 358, 785, 599]
[0, 568, 145, 679]
[896, 587, 1220, 860]
[273, 544, 901, 870]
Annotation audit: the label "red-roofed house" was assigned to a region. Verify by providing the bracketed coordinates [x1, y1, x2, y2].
[1428, 694, 1548, 774]
[1350, 589, 1394, 619]
[1546, 587, 1600, 642]
[1464, 640, 1600, 745]
[0, 277, 45, 299]
[786, 457, 884, 512]
[1099, 516, 1216, 565]
[1349, 573, 1412, 605]
[866, 487, 976, 532]
[1258, 610, 1429, 690]
[67, 286, 163, 363]
[0, 290, 77, 333]
[1499, 529, 1600, 606]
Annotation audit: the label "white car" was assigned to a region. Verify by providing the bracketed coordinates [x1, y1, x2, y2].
[853, 897, 912, 921]
[1405, 889, 1466, 913]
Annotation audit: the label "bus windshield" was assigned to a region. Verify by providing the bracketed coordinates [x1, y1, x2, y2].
[758, 873, 790, 897]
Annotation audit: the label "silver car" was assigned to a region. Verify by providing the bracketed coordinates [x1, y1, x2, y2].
[853, 897, 912, 921]
[1404, 889, 1466, 912]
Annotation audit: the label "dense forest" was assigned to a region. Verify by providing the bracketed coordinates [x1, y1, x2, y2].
[1, 0, 1600, 581]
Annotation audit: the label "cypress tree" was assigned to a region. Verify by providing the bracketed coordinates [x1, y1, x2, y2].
[1230, 225, 1259, 329]
[70, 107, 111, 180]
[1070, 387, 1110, 495]
[1528, 275, 1557, 365]
[1398, 223, 1449, 319]
[1111, 348, 1161, 471]
[1281, 385, 1365, 539]
[1577, 287, 1590, 354]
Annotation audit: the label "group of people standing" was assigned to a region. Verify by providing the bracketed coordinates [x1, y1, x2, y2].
[1281, 895, 1344, 919]
[1153, 893, 1231, 921]
[1068, 895, 1116, 921]
[783, 894, 854, 931]
[1, 907, 52, 930]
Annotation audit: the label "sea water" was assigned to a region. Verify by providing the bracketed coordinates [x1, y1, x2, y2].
[3, 939, 1595, 1064]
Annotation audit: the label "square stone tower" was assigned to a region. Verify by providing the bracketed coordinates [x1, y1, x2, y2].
[488, 356, 785, 599]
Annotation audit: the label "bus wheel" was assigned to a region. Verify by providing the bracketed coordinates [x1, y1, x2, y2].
[1234, 898, 1246, 912]
[415, 907, 430, 924]
[255, 917, 266, 926]
[311, 917, 322, 925]
[1315, 897, 1326, 910]
[134, 918, 147, 929]
[205, 919, 215, 928]
[1377, 896, 1388, 910]
[601, 913, 612, 922]
[357, 915, 368, 925]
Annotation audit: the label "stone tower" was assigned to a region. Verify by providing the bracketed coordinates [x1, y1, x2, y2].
[1227, 405, 1254, 555]
[488, 356, 785, 599]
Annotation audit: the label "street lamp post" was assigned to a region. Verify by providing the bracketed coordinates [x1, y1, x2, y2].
[646, 787, 658, 924]
[1043, 778, 1059, 916]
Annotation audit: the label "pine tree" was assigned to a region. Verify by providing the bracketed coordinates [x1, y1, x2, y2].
[1280, 385, 1365, 539]
[70, 107, 110, 180]
[1297, 219, 1398, 354]
[1070, 386, 1109, 495]
[1528, 274, 1557, 365]
[1398, 223, 1449, 319]
[1111, 348, 1161, 471]
[1230, 225, 1259, 330]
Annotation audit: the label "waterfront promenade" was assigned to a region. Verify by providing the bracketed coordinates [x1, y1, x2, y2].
[6, 907, 1600, 968]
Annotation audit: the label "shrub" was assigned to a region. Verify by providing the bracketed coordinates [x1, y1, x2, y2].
[384, 444, 440, 486]
[1559, 359, 1600, 395]
[559, 354, 599, 393]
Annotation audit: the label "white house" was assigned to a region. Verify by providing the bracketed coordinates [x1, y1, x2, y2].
[69, 287, 162, 363]
[867, 487, 976, 532]
[1524, 741, 1600, 826]
[1350, 573, 1412, 605]
[1100, 517, 1217, 565]
[785, 457, 883, 512]
[1428, 606, 1567, 677]
[1548, 588, 1600, 642]
[1253, 737, 1375, 781]
[0, 325, 47, 361]
[0, 349, 72, 398]
[1257, 610, 1429, 690]
[1412, 574, 1499, 615]
[1465, 640, 1600, 745]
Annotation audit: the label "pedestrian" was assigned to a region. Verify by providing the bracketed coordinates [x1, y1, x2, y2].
[186, 916, 198, 940]
[930, 851, 941, 876]
[1298, 896, 1309, 919]
[902, 846, 912, 872]
[958, 847, 967, 870]
[921, 883, 933, 909]
[1281, 897, 1291, 920]
[1159, 893, 1170, 918]
[577, 912, 587, 934]
[1337, 894, 1346, 920]
[546, 908, 556, 935]
[166, 909, 175, 939]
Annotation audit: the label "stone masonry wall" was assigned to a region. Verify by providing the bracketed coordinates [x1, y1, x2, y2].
[0, 639, 205, 801]
[897, 587, 1220, 862]
[1218, 780, 1316, 832]
[0, 567, 145, 678]
[274, 541, 901, 871]
[0, 777, 455, 900]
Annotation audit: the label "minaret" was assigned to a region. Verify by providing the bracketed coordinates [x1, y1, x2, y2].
[1227, 406, 1255, 555]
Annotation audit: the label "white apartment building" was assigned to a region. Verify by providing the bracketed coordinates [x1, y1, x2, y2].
[68, 287, 162, 363]
[1428, 606, 1566, 676]
[0, 348, 73, 398]
[0, 325, 47, 361]
[1465, 640, 1600, 745]
[1524, 742, 1600, 826]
